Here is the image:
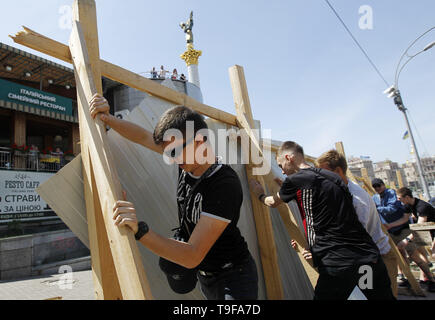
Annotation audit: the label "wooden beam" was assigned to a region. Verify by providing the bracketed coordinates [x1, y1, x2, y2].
[69, 15, 152, 299]
[10, 27, 238, 127]
[335, 142, 358, 183]
[229, 65, 284, 299]
[71, 0, 122, 300]
[236, 117, 319, 288]
[229, 65, 317, 290]
[383, 224, 425, 297]
[410, 222, 435, 232]
[360, 168, 376, 195]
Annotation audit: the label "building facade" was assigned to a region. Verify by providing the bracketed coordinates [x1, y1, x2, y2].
[0, 42, 82, 234]
[347, 156, 376, 181]
[373, 159, 408, 189]
[421, 156, 435, 188]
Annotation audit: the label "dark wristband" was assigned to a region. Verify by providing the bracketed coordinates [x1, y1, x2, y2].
[135, 221, 149, 240]
[258, 194, 266, 202]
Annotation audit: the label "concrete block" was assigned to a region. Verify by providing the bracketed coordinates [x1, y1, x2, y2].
[32, 256, 91, 277]
[32, 236, 88, 266]
[32, 230, 74, 246]
[0, 248, 31, 270]
[0, 236, 32, 251]
[0, 266, 32, 280]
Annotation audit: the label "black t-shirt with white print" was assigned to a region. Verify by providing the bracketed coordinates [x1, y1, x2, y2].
[279, 167, 380, 268]
[405, 198, 435, 238]
[177, 164, 249, 272]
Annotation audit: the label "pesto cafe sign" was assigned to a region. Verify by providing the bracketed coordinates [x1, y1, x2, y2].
[0, 170, 56, 221]
[0, 78, 73, 116]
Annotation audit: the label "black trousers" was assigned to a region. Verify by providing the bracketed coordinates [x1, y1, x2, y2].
[314, 257, 396, 300]
[197, 254, 258, 300]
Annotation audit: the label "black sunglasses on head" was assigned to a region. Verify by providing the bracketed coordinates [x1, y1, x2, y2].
[372, 184, 381, 188]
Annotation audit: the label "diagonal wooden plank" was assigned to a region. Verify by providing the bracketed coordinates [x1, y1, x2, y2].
[229, 65, 285, 299]
[69, 18, 152, 300]
[72, 0, 122, 300]
[229, 65, 318, 291]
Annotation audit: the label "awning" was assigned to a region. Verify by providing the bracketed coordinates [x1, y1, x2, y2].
[0, 99, 78, 123]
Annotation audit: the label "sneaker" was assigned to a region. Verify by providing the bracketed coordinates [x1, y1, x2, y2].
[428, 282, 435, 293]
[398, 278, 410, 288]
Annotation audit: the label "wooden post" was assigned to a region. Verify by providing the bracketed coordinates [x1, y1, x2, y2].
[361, 167, 370, 184]
[360, 168, 376, 194]
[71, 124, 80, 156]
[229, 65, 284, 299]
[13, 112, 26, 146]
[383, 224, 425, 297]
[13, 112, 26, 169]
[334, 142, 357, 182]
[396, 170, 404, 189]
[71, 0, 122, 300]
[71, 0, 152, 300]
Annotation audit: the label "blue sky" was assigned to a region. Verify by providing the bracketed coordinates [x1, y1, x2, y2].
[1, 0, 434, 164]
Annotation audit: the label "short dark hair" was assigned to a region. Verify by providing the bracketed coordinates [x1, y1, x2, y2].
[277, 141, 304, 159]
[153, 106, 208, 145]
[371, 178, 385, 188]
[317, 149, 348, 173]
[398, 187, 413, 198]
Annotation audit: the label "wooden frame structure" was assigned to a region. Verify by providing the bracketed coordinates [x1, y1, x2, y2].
[12, 0, 422, 300]
[11, 0, 317, 299]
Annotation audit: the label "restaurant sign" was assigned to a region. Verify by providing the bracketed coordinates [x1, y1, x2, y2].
[0, 78, 72, 116]
[0, 170, 56, 221]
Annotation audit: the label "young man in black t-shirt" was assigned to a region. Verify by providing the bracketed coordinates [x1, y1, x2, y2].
[250, 141, 394, 300]
[397, 187, 435, 291]
[397, 188, 435, 235]
[89, 94, 258, 300]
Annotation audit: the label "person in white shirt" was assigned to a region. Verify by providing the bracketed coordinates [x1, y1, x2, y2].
[316, 149, 398, 297]
[159, 65, 169, 79]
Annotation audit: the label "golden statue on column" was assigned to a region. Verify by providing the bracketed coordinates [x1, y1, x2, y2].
[180, 11, 202, 67]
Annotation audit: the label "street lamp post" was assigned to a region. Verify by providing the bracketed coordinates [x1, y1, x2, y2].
[384, 27, 435, 200]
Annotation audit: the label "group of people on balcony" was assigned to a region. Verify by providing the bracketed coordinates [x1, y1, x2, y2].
[150, 66, 186, 81]
[5, 144, 67, 172]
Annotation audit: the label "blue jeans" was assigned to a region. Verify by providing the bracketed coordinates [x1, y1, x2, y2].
[197, 254, 258, 300]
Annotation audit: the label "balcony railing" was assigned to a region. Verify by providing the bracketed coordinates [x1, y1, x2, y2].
[0, 148, 71, 173]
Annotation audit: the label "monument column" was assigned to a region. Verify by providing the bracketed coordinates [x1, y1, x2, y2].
[181, 45, 202, 88]
[180, 11, 202, 88]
